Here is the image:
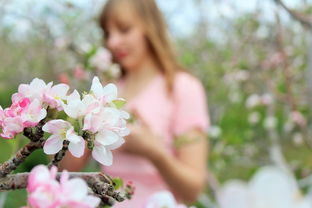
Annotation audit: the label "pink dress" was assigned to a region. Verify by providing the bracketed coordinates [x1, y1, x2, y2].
[103, 71, 210, 207]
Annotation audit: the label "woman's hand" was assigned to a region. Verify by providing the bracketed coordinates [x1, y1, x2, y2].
[120, 114, 165, 161]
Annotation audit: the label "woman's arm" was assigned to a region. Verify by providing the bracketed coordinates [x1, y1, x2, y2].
[149, 130, 208, 203]
[121, 121, 208, 203]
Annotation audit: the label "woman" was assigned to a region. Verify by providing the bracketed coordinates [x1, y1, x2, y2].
[61, 0, 210, 207]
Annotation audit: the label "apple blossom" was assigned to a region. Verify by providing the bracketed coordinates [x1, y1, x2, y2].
[90, 76, 118, 104]
[26, 165, 100, 208]
[18, 78, 52, 101]
[42, 120, 85, 157]
[43, 83, 69, 110]
[83, 107, 129, 166]
[0, 116, 24, 139]
[21, 99, 47, 128]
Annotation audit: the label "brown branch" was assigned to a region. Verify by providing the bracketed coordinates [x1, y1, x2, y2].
[0, 172, 126, 205]
[0, 139, 44, 178]
[48, 140, 69, 168]
[274, 0, 312, 28]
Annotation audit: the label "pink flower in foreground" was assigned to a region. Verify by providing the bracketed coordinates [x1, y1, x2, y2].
[27, 165, 61, 208]
[42, 120, 85, 157]
[58, 170, 101, 208]
[27, 165, 100, 208]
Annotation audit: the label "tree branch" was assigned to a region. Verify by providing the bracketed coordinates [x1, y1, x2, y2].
[0, 172, 126, 204]
[0, 139, 44, 178]
[274, 0, 312, 28]
[48, 140, 69, 168]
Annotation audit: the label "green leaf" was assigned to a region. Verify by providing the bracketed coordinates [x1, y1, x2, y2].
[112, 177, 124, 190]
[112, 99, 126, 109]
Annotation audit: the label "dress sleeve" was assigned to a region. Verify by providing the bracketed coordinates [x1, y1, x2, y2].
[172, 72, 210, 136]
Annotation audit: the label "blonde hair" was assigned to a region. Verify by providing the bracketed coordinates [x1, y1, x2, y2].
[98, 0, 183, 91]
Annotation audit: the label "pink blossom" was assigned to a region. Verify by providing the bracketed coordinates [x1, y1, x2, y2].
[42, 120, 85, 157]
[27, 166, 61, 208]
[0, 106, 4, 126]
[58, 73, 70, 85]
[18, 78, 52, 101]
[43, 83, 69, 110]
[62, 90, 99, 119]
[90, 77, 117, 104]
[26, 165, 100, 208]
[0, 116, 24, 139]
[83, 107, 129, 166]
[58, 170, 101, 208]
[90, 48, 112, 72]
[73, 65, 88, 80]
[290, 111, 306, 127]
[21, 99, 47, 128]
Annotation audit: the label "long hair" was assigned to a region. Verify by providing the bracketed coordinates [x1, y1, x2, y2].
[98, 0, 183, 91]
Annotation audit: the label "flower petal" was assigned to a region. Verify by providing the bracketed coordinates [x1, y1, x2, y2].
[43, 135, 63, 155]
[68, 139, 85, 158]
[92, 145, 113, 166]
[95, 130, 120, 146]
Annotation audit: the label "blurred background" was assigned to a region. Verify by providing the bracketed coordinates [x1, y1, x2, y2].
[0, 0, 312, 207]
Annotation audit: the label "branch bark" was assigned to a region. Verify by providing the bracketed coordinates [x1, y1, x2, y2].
[0, 139, 44, 178]
[274, 0, 312, 28]
[0, 172, 126, 204]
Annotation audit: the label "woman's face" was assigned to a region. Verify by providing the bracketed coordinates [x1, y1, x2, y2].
[105, 8, 150, 71]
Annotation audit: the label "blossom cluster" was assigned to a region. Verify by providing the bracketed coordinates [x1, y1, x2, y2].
[0, 76, 129, 166]
[25, 165, 100, 208]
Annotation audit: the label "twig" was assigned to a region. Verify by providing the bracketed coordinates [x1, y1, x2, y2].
[48, 140, 69, 168]
[0, 139, 44, 178]
[0, 172, 126, 205]
[274, 0, 312, 28]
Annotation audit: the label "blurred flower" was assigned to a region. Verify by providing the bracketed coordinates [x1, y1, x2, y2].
[264, 116, 278, 130]
[290, 111, 306, 127]
[73, 65, 89, 81]
[54, 37, 69, 51]
[79, 43, 92, 53]
[143, 191, 193, 208]
[284, 119, 295, 133]
[90, 48, 112, 72]
[261, 93, 273, 105]
[58, 73, 70, 85]
[208, 125, 222, 139]
[246, 94, 261, 109]
[229, 91, 242, 103]
[224, 70, 250, 83]
[27, 165, 100, 208]
[248, 112, 261, 125]
[262, 52, 285, 70]
[292, 132, 304, 146]
[217, 166, 312, 208]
